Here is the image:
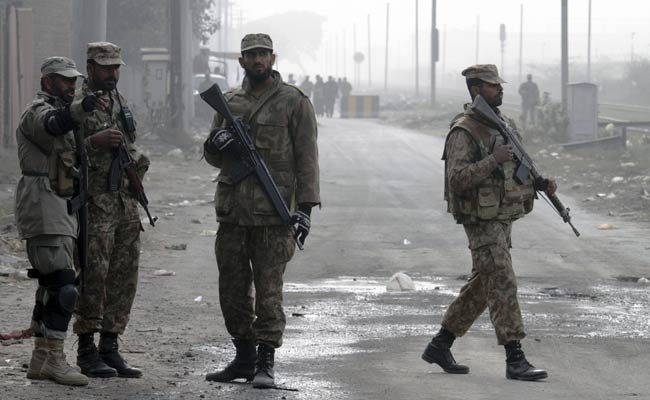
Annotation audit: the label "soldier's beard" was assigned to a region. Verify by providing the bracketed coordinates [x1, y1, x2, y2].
[245, 65, 272, 83]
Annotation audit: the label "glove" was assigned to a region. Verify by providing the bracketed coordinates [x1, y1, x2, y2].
[290, 204, 312, 248]
[44, 107, 76, 136]
[81, 93, 101, 112]
[207, 128, 236, 153]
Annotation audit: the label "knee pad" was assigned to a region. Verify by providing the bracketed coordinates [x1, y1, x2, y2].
[42, 270, 77, 332]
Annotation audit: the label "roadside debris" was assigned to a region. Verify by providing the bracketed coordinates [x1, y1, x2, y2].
[386, 272, 415, 291]
[153, 269, 176, 276]
[402, 238, 411, 245]
[597, 223, 617, 230]
[0, 328, 32, 340]
[638, 277, 650, 285]
[200, 229, 217, 236]
[164, 244, 187, 251]
[194, 296, 203, 303]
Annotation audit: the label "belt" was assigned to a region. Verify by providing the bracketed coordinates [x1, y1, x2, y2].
[22, 171, 48, 177]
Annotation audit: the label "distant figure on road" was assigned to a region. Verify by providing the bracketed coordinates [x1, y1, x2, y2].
[324, 76, 339, 117]
[287, 73, 296, 85]
[339, 77, 352, 99]
[518, 74, 539, 129]
[422, 64, 556, 382]
[313, 75, 325, 117]
[299, 75, 313, 98]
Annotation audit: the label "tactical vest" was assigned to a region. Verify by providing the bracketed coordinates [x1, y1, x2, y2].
[443, 115, 535, 223]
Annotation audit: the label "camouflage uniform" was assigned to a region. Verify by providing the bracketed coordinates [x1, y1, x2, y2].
[71, 43, 148, 336]
[204, 64, 319, 348]
[440, 66, 536, 346]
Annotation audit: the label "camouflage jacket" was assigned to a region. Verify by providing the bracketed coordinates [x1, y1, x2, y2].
[443, 104, 534, 225]
[204, 71, 320, 226]
[71, 82, 149, 216]
[14, 91, 77, 239]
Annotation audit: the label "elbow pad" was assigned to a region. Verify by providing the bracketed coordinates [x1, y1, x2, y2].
[44, 108, 76, 136]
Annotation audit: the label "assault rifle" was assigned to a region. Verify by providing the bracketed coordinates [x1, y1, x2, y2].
[67, 129, 89, 291]
[199, 84, 303, 250]
[108, 137, 158, 227]
[471, 94, 580, 237]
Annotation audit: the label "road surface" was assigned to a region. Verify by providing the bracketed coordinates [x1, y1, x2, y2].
[1, 118, 649, 399]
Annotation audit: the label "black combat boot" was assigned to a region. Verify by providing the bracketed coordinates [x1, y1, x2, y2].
[504, 341, 548, 381]
[98, 332, 142, 378]
[252, 343, 275, 389]
[205, 339, 256, 382]
[77, 333, 118, 378]
[421, 328, 470, 374]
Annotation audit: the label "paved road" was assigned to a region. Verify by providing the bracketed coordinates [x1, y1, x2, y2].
[1, 117, 648, 400]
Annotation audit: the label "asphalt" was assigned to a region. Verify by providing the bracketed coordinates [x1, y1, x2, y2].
[0, 117, 649, 400]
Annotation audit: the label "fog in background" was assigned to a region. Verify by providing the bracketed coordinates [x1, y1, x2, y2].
[210, 0, 650, 102]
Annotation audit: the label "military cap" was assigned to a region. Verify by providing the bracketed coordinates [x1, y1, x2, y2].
[241, 33, 273, 53]
[87, 41, 125, 66]
[461, 64, 506, 84]
[40, 56, 84, 78]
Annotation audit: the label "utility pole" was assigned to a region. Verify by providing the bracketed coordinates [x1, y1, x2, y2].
[561, 0, 568, 112]
[343, 29, 347, 79]
[499, 24, 506, 78]
[587, 0, 592, 81]
[368, 14, 372, 87]
[353, 23, 358, 88]
[442, 24, 446, 80]
[518, 4, 523, 85]
[475, 15, 480, 64]
[415, 0, 419, 97]
[430, 0, 438, 104]
[384, 3, 390, 91]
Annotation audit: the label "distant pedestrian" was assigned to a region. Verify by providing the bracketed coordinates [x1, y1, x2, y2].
[287, 73, 296, 85]
[324, 76, 339, 117]
[313, 75, 325, 117]
[518, 74, 539, 129]
[340, 77, 352, 99]
[299, 75, 314, 98]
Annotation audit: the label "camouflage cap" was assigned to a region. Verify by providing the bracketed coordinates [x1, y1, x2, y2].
[241, 33, 273, 53]
[461, 64, 506, 84]
[40, 56, 84, 78]
[87, 41, 125, 66]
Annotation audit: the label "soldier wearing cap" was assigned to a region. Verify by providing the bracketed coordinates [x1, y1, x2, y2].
[204, 33, 320, 388]
[71, 41, 148, 379]
[15, 56, 89, 386]
[421, 64, 556, 381]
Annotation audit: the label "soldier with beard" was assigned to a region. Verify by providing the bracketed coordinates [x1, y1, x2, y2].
[203, 33, 320, 389]
[71, 42, 148, 379]
[421, 64, 555, 382]
[15, 56, 90, 386]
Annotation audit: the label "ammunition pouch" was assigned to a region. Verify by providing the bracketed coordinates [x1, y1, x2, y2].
[48, 149, 77, 197]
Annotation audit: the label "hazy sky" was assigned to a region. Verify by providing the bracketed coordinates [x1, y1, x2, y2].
[218, 0, 650, 89]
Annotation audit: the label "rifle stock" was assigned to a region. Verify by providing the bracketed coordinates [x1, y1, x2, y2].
[68, 129, 88, 292]
[471, 95, 580, 237]
[200, 84, 304, 250]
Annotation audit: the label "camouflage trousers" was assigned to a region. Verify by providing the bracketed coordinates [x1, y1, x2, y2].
[73, 193, 141, 335]
[441, 220, 526, 345]
[215, 223, 296, 348]
[27, 235, 76, 340]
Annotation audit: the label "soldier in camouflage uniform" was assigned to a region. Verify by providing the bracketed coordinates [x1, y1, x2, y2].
[421, 65, 556, 381]
[15, 57, 88, 386]
[71, 42, 148, 379]
[203, 33, 320, 389]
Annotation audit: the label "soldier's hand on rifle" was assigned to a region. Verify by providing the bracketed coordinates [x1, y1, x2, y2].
[90, 129, 123, 149]
[535, 177, 557, 196]
[81, 92, 108, 112]
[290, 204, 312, 247]
[493, 143, 514, 164]
[207, 128, 236, 153]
